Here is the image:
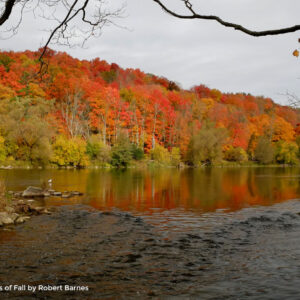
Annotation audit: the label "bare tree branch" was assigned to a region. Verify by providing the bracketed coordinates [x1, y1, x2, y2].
[153, 0, 300, 37]
[0, 0, 124, 69]
[0, 0, 17, 26]
[285, 91, 300, 108]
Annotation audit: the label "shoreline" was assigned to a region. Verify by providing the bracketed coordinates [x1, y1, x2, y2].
[0, 186, 83, 228]
[1, 162, 299, 170]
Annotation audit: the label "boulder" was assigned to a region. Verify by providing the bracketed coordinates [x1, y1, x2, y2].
[10, 213, 19, 223]
[0, 212, 14, 225]
[22, 186, 45, 198]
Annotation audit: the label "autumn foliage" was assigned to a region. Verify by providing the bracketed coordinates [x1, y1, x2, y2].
[0, 49, 299, 166]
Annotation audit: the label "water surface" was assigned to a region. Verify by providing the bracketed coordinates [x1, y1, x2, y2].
[0, 167, 299, 299]
[1, 167, 300, 215]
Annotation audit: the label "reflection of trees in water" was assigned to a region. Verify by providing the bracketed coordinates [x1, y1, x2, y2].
[89, 168, 298, 213]
[85, 168, 300, 212]
[16, 167, 300, 213]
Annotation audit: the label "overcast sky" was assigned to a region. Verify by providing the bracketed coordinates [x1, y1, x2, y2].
[1, 0, 300, 105]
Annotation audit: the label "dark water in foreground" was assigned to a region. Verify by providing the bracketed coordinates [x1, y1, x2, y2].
[0, 167, 299, 299]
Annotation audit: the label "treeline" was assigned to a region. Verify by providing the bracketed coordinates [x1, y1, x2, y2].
[0, 49, 299, 167]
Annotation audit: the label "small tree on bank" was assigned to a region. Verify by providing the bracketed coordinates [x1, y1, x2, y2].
[187, 123, 227, 166]
[254, 137, 274, 164]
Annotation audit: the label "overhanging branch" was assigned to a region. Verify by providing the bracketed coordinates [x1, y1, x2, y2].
[0, 0, 17, 26]
[153, 0, 300, 37]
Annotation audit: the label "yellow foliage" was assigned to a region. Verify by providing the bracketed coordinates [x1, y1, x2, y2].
[0, 136, 6, 162]
[0, 83, 15, 100]
[52, 135, 89, 167]
[150, 144, 171, 164]
[28, 83, 46, 98]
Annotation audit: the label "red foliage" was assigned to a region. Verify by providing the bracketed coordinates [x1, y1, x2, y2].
[0, 49, 298, 155]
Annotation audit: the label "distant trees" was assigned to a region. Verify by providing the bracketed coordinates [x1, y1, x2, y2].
[0, 50, 299, 167]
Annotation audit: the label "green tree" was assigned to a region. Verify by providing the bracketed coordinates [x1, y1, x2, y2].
[131, 144, 144, 161]
[0, 97, 54, 165]
[111, 133, 133, 167]
[86, 135, 111, 164]
[187, 123, 227, 165]
[254, 137, 274, 164]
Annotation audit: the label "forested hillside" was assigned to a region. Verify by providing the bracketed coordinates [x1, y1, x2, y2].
[0, 49, 299, 167]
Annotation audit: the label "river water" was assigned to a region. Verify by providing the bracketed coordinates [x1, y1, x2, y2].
[0, 167, 299, 299]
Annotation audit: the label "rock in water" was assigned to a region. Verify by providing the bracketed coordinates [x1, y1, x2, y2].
[0, 212, 14, 225]
[62, 193, 71, 198]
[15, 216, 30, 224]
[22, 186, 45, 198]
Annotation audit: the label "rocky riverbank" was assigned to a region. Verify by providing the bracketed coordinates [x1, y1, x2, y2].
[0, 186, 83, 227]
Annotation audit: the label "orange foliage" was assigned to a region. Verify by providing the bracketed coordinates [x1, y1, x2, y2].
[0, 49, 299, 157]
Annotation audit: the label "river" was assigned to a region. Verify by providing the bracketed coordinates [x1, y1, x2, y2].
[0, 167, 299, 299]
